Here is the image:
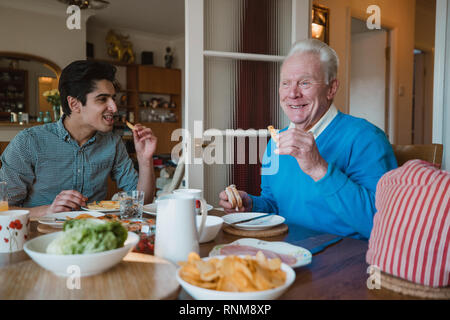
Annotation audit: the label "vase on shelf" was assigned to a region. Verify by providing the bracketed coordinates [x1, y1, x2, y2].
[53, 105, 61, 121]
[36, 111, 44, 123]
[43, 111, 52, 123]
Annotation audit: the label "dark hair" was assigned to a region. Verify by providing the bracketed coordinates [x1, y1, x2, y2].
[58, 60, 117, 116]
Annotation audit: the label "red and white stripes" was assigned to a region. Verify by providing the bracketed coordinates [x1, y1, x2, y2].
[367, 160, 450, 287]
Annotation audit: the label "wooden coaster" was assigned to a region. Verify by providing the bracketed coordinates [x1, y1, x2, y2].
[223, 223, 288, 237]
[380, 272, 450, 299]
[37, 223, 61, 234]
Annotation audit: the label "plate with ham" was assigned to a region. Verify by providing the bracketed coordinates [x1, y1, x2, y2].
[209, 238, 312, 268]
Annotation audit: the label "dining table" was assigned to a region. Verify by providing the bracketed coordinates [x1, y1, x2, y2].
[0, 209, 420, 300]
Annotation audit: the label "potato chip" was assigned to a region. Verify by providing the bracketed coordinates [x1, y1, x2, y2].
[188, 252, 201, 262]
[217, 275, 240, 292]
[267, 125, 279, 143]
[126, 121, 135, 130]
[255, 250, 282, 270]
[178, 252, 286, 292]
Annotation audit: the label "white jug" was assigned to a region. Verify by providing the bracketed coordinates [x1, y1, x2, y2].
[154, 194, 207, 264]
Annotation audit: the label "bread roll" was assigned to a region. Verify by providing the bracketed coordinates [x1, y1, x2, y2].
[226, 184, 242, 211]
[230, 184, 242, 209]
[225, 186, 237, 208]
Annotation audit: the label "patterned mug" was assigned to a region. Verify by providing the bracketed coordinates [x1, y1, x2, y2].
[0, 210, 30, 253]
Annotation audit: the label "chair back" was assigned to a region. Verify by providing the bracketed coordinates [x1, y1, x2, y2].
[162, 155, 185, 193]
[392, 144, 443, 168]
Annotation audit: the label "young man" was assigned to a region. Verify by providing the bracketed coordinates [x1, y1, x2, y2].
[0, 60, 157, 217]
[219, 39, 397, 239]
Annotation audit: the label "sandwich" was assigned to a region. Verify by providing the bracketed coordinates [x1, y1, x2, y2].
[267, 125, 279, 143]
[225, 184, 243, 211]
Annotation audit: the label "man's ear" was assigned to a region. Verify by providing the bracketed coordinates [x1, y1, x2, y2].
[67, 96, 82, 114]
[327, 79, 339, 100]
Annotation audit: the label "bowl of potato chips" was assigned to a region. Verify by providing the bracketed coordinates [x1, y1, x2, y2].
[176, 251, 296, 300]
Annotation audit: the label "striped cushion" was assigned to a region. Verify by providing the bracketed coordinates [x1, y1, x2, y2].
[366, 160, 450, 287]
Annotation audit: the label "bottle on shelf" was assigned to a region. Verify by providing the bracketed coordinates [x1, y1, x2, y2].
[43, 111, 52, 123]
[36, 111, 44, 123]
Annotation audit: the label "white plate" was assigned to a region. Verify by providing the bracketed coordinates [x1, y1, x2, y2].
[176, 255, 296, 300]
[209, 238, 312, 268]
[38, 211, 105, 228]
[222, 212, 285, 230]
[142, 203, 214, 215]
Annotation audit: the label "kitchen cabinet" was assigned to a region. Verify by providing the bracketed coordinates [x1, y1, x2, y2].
[0, 68, 28, 114]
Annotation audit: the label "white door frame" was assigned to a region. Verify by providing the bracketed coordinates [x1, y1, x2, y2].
[433, 0, 449, 170]
[184, 0, 312, 190]
[185, 0, 205, 189]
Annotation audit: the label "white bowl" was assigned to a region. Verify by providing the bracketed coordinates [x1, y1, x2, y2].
[24, 231, 139, 277]
[196, 215, 223, 243]
[176, 255, 296, 300]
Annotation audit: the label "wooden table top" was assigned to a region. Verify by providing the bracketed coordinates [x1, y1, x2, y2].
[0, 209, 420, 300]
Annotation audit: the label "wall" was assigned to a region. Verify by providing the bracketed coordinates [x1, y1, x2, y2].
[313, 0, 416, 144]
[415, 0, 436, 144]
[350, 30, 387, 131]
[86, 23, 180, 68]
[312, 0, 351, 113]
[86, 23, 186, 124]
[0, 1, 87, 142]
[0, 1, 186, 142]
[0, 3, 87, 72]
[415, 0, 436, 51]
[351, 0, 416, 144]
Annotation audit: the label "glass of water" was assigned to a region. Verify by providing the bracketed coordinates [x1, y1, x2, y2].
[0, 181, 8, 211]
[118, 190, 145, 220]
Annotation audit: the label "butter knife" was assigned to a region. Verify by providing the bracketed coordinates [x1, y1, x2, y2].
[230, 214, 273, 225]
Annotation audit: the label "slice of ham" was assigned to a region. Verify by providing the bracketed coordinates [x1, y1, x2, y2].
[219, 244, 297, 266]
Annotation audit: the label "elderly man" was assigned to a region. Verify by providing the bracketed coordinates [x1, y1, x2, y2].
[219, 39, 397, 239]
[0, 60, 157, 217]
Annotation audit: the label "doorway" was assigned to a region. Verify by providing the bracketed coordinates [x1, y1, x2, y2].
[412, 49, 434, 144]
[349, 18, 390, 136]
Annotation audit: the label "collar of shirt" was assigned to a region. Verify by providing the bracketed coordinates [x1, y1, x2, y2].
[56, 114, 98, 146]
[288, 104, 338, 139]
[56, 114, 70, 142]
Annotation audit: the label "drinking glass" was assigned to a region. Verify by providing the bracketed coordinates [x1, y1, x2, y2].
[0, 181, 8, 212]
[118, 190, 145, 220]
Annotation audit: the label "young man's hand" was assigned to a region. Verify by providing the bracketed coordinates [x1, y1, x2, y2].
[47, 190, 88, 214]
[133, 124, 157, 165]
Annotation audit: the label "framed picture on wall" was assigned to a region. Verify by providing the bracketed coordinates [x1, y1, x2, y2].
[312, 4, 330, 45]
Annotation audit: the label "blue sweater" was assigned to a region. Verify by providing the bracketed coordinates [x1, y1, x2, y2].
[249, 112, 398, 239]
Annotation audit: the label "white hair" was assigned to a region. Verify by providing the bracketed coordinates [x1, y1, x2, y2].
[283, 39, 339, 84]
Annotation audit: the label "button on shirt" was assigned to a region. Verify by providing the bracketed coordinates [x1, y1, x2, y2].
[0, 117, 138, 207]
